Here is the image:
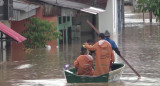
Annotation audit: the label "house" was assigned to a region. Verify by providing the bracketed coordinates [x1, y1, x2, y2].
[31, 0, 123, 60]
[1, 0, 123, 62]
[36, 0, 123, 44]
[11, 0, 62, 61]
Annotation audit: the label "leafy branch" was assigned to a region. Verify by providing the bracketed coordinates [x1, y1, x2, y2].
[138, 0, 160, 21]
[22, 17, 61, 48]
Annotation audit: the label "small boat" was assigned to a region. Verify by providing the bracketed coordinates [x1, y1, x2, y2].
[64, 63, 125, 83]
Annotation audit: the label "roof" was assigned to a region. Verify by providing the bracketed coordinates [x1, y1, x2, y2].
[13, 0, 39, 12]
[81, 7, 105, 14]
[0, 22, 26, 42]
[39, 0, 105, 14]
[67, 0, 108, 9]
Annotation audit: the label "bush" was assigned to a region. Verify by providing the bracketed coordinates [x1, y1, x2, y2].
[22, 17, 61, 48]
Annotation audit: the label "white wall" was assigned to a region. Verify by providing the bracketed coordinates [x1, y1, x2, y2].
[98, 0, 118, 61]
[98, 0, 118, 40]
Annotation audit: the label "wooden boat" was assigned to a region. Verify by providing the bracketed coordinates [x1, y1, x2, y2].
[64, 63, 125, 83]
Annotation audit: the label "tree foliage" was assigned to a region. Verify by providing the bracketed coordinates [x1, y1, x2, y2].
[137, 0, 160, 21]
[22, 17, 61, 49]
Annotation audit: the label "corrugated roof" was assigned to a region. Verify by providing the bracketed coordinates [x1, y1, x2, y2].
[13, 0, 39, 12]
[40, 0, 89, 9]
[40, 0, 105, 14]
[67, 0, 108, 9]
[0, 22, 26, 42]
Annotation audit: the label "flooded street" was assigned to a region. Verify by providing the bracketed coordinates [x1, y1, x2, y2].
[1, 6, 160, 86]
[120, 21, 160, 86]
[119, 6, 160, 86]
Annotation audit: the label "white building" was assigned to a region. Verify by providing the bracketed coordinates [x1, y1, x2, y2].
[99, 0, 122, 46]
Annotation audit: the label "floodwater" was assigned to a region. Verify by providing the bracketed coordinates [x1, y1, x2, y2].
[1, 6, 160, 86]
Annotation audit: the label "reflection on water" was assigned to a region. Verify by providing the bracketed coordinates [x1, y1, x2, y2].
[121, 76, 160, 86]
[1, 6, 160, 86]
[12, 79, 67, 86]
[15, 64, 34, 70]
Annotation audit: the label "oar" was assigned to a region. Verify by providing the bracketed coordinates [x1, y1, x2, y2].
[86, 20, 99, 34]
[86, 20, 141, 78]
[119, 55, 141, 78]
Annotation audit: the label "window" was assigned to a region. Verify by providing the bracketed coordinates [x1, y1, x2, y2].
[59, 17, 61, 24]
[67, 16, 70, 21]
[63, 16, 66, 23]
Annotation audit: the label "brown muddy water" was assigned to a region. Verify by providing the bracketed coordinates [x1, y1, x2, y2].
[1, 6, 160, 86]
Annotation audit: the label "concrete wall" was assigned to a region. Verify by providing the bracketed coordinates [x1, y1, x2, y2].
[11, 20, 26, 61]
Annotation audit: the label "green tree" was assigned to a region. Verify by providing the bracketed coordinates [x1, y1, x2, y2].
[137, 0, 160, 21]
[22, 17, 61, 49]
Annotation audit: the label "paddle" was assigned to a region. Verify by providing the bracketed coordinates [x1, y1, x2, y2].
[86, 20, 141, 78]
[86, 20, 99, 33]
[119, 55, 141, 78]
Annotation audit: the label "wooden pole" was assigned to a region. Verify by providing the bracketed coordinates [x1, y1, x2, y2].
[86, 20, 99, 34]
[119, 55, 141, 77]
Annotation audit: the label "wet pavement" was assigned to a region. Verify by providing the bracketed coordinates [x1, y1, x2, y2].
[1, 6, 160, 86]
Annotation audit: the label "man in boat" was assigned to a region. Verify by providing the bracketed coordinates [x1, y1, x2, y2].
[84, 33, 115, 76]
[74, 46, 94, 76]
[104, 30, 121, 56]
